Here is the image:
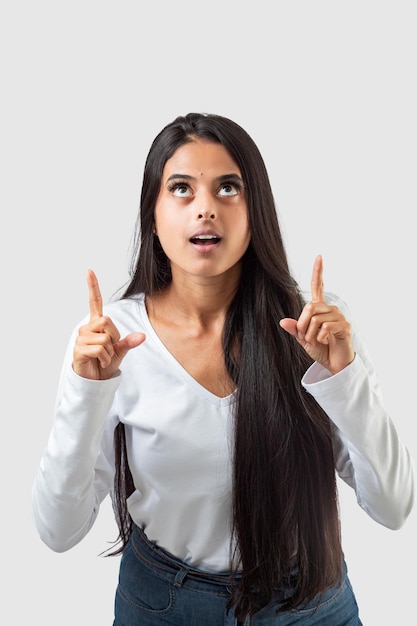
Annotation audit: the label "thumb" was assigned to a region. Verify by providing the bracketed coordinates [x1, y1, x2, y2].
[279, 318, 299, 339]
[114, 332, 146, 362]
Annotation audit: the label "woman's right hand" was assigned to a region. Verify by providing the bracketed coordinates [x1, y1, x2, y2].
[73, 269, 146, 380]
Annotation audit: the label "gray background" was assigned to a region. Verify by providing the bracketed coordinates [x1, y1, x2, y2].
[1, 1, 416, 624]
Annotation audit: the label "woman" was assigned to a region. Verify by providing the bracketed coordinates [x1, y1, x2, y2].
[32, 112, 414, 625]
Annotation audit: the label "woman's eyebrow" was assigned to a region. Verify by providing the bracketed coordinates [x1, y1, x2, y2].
[166, 173, 194, 182]
[215, 174, 244, 185]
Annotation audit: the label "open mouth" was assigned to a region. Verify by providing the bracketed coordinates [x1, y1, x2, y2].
[190, 235, 221, 245]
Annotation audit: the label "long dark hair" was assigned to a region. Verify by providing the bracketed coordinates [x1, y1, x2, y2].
[111, 113, 342, 619]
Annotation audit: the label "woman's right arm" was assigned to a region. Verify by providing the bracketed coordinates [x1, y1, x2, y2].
[31, 330, 121, 552]
[32, 271, 145, 552]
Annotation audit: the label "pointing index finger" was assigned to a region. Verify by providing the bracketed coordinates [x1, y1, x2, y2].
[87, 269, 103, 320]
[311, 255, 325, 303]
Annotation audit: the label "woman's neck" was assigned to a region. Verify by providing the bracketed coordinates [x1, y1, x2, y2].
[149, 266, 241, 328]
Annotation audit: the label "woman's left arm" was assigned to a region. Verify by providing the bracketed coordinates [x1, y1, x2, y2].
[301, 292, 415, 530]
[280, 256, 415, 529]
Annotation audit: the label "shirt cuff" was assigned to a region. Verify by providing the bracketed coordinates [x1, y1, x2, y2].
[301, 354, 359, 389]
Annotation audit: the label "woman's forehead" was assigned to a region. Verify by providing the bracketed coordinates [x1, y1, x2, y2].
[163, 140, 240, 178]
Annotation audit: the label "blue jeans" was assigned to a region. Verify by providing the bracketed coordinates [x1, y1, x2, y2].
[113, 525, 362, 625]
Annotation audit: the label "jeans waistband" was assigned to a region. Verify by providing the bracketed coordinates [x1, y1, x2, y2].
[131, 525, 238, 588]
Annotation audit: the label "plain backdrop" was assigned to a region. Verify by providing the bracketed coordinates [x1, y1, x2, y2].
[1, 1, 416, 624]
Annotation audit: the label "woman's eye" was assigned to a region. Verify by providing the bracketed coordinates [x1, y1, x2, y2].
[219, 183, 239, 197]
[170, 183, 191, 197]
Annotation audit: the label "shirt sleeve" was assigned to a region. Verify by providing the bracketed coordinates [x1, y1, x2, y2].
[32, 329, 121, 552]
[301, 293, 415, 530]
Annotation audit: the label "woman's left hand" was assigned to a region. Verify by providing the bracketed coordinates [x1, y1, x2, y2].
[279, 255, 355, 375]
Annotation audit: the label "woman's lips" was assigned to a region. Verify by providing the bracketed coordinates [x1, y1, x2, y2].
[189, 229, 222, 251]
[190, 234, 221, 245]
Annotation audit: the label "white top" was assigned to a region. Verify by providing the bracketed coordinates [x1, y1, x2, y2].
[32, 292, 415, 572]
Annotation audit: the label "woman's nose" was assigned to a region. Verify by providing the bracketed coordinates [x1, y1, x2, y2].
[198, 207, 216, 219]
[195, 188, 217, 219]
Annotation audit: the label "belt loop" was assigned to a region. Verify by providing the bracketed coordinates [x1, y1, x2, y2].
[174, 567, 189, 588]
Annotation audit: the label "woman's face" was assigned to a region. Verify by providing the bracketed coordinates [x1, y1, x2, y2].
[154, 139, 251, 283]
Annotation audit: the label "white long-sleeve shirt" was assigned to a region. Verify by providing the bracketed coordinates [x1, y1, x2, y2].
[32, 292, 415, 572]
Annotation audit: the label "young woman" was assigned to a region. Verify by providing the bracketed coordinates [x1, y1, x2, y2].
[32, 112, 414, 625]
